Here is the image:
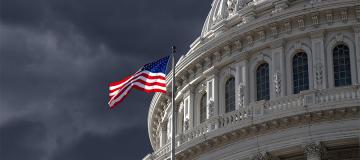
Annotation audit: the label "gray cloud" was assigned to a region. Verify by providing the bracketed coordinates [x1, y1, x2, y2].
[0, 0, 212, 159]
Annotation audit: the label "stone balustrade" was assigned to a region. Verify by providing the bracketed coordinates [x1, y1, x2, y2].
[152, 85, 360, 160]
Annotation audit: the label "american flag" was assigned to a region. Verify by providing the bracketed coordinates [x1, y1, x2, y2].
[108, 56, 170, 109]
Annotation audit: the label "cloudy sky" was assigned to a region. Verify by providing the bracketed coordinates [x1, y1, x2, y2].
[0, 0, 212, 159]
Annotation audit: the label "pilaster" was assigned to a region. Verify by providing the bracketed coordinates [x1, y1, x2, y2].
[206, 69, 220, 117]
[310, 30, 327, 89]
[353, 25, 360, 84]
[271, 40, 286, 98]
[236, 60, 249, 111]
[183, 87, 195, 131]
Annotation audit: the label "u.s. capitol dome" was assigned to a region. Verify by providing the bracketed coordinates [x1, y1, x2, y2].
[144, 0, 360, 159]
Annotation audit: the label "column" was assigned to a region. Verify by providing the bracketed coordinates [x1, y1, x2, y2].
[159, 122, 167, 147]
[353, 25, 360, 84]
[271, 40, 286, 98]
[304, 143, 321, 160]
[310, 30, 327, 89]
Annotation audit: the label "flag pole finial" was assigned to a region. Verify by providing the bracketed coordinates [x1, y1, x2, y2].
[172, 46, 176, 53]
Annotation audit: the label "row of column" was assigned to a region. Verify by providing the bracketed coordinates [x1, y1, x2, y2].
[157, 26, 360, 148]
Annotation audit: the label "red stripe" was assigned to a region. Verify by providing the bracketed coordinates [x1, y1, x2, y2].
[109, 72, 165, 88]
[108, 71, 167, 109]
[109, 77, 166, 96]
[109, 75, 133, 86]
[109, 87, 133, 109]
[133, 85, 166, 93]
[109, 85, 166, 109]
[109, 80, 166, 105]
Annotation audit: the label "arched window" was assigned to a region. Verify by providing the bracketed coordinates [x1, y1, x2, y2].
[256, 63, 270, 101]
[292, 52, 309, 94]
[225, 77, 235, 113]
[333, 44, 351, 86]
[200, 93, 207, 123]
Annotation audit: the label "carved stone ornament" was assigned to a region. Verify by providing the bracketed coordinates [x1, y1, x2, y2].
[252, 152, 272, 160]
[304, 143, 321, 158]
[234, 40, 242, 49]
[238, 0, 245, 8]
[224, 67, 236, 78]
[335, 34, 344, 43]
[198, 83, 207, 94]
[273, 71, 281, 95]
[227, 0, 236, 16]
[271, 24, 278, 37]
[208, 97, 215, 117]
[179, 101, 184, 111]
[237, 84, 245, 107]
[341, 10, 348, 22]
[272, 1, 288, 14]
[294, 41, 302, 52]
[315, 63, 323, 85]
[258, 30, 265, 41]
[298, 18, 304, 30]
[247, 35, 254, 46]
[312, 15, 319, 26]
[184, 118, 189, 131]
[326, 13, 333, 24]
[284, 20, 291, 33]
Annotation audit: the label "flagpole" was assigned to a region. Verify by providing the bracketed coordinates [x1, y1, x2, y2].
[171, 46, 176, 160]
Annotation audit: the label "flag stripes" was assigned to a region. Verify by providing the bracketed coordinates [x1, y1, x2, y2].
[108, 56, 169, 109]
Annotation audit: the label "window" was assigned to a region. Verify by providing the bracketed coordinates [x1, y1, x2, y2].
[200, 93, 207, 123]
[225, 77, 235, 112]
[256, 63, 270, 101]
[333, 44, 351, 86]
[292, 52, 309, 94]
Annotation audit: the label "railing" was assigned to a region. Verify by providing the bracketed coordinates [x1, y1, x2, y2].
[153, 143, 170, 159]
[152, 85, 360, 160]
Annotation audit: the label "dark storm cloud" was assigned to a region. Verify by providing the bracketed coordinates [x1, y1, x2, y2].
[0, 0, 212, 159]
[52, 127, 151, 160]
[0, 120, 47, 160]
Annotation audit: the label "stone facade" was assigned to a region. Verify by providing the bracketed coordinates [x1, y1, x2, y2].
[144, 0, 360, 160]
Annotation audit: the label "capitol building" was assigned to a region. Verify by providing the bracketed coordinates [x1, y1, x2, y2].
[144, 0, 360, 159]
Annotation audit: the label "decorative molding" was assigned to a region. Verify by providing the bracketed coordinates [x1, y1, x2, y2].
[198, 83, 207, 94]
[258, 30, 266, 41]
[298, 17, 305, 30]
[340, 9, 348, 22]
[273, 71, 281, 95]
[237, 84, 246, 107]
[312, 14, 319, 27]
[284, 20, 291, 33]
[326, 12, 333, 24]
[315, 63, 323, 85]
[227, 0, 236, 17]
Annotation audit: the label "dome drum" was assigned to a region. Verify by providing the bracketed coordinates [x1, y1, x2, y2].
[145, 0, 360, 160]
